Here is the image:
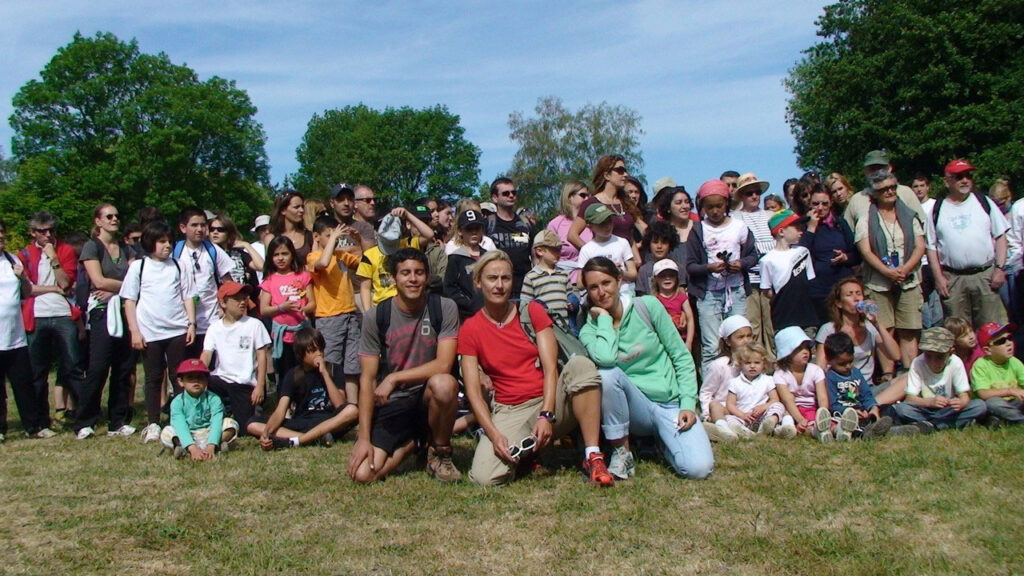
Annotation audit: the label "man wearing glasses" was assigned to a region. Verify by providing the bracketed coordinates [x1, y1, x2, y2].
[330, 182, 376, 250]
[17, 211, 83, 438]
[844, 150, 926, 231]
[487, 177, 535, 299]
[176, 206, 234, 352]
[353, 185, 379, 228]
[926, 159, 1010, 327]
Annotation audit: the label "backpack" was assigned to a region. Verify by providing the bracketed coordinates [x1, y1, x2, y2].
[519, 301, 589, 370]
[375, 293, 444, 377]
[172, 239, 221, 287]
[135, 256, 182, 306]
[931, 189, 991, 227]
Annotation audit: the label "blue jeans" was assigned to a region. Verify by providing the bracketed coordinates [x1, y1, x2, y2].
[599, 367, 714, 479]
[893, 399, 987, 429]
[27, 316, 85, 431]
[695, 286, 747, 373]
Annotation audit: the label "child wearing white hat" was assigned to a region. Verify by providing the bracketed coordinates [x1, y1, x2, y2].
[773, 326, 831, 442]
[699, 315, 754, 443]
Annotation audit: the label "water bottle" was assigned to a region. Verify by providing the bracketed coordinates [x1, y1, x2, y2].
[856, 300, 879, 315]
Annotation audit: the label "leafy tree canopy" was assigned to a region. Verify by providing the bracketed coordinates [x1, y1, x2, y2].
[507, 96, 644, 220]
[292, 104, 481, 207]
[6, 31, 271, 239]
[785, 0, 1024, 189]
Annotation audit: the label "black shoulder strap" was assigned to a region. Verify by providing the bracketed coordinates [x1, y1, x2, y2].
[2, 251, 15, 266]
[933, 190, 991, 227]
[376, 297, 393, 374]
[427, 293, 443, 336]
[486, 213, 497, 236]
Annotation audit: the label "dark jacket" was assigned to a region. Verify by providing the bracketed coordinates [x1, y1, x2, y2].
[684, 221, 758, 300]
[799, 216, 860, 299]
[443, 246, 484, 319]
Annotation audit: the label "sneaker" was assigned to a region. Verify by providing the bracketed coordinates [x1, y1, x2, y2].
[915, 421, 936, 434]
[75, 427, 95, 440]
[172, 445, 185, 459]
[727, 421, 756, 440]
[703, 421, 738, 443]
[141, 423, 161, 444]
[757, 416, 778, 437]
[582, 452, 615, 487]
[34, 427, 57, 439]
[861, 416, 892, 440]
[774, 423, 798, 439]
[887, 424, 921, 437]
[426, 445, 462, 483]
[107, 425, 137, 437]
[838, 408, 859, 434]
[320, 432, 334, 447]
[0, 433, 5, 443]
[607, 446, 635, 480]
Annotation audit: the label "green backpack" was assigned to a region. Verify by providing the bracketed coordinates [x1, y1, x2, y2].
[518, 301, 590, 370]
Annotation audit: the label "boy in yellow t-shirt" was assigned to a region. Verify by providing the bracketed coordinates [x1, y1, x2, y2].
[308, 215, 362, 400]
[970, 322, 1024, 425]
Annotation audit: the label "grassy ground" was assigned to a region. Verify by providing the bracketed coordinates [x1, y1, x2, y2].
[2, 392, 1023, 576]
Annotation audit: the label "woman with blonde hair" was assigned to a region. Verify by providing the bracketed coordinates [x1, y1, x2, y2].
[547, 180, 593, 264]
[825, 172, 854, 216]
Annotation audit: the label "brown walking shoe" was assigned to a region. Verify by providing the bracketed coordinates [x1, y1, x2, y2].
[427, 444, 462, 483]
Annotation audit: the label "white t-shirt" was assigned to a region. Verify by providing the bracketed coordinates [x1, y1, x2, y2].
[816, 321, 881, 383]
[920, 198, 935, 266]
[33, 249, 70, 318]
[119, 257, 196, 342]
[176, 243, 235, 334]
[702, 218, 748, 291]
[445, 236, 496, 256]
[577, 236, 635, 294]
[1007, 198, 1024, 272]
[925, 193, 1009, 269]
[728, 373, 776, 412]
[759, 246, 815, 292]
[203, 315, 271, 386]
[906, 354, 970, 398]
[0, 254, 27, 350]
[253, 242, 266, 283]
[699, 355, 737, 420]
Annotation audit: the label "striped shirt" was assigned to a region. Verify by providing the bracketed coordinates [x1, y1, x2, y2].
[521, 265, 572, 331]
[736, 209, 774, 284]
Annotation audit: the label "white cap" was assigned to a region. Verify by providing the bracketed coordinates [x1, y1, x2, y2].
[718, 315, 752, 339]
[652, 259, 679, 277]
[774, 326, 812, 360]
[250, 214, 271, 232]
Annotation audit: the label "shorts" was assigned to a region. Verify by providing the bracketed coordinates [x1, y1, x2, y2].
[250, 403, 354, 434]
[316, 313, 362, 376]
[370, 387, 427, 455]
[864, 285, 923, 330]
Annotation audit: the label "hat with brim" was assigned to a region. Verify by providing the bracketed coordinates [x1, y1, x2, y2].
[479, 202, 497, 214]
[768, 209, 809, 235]
[918, 327, 955, 353]
[977, 322, 1016, 348]
[584, 203, 614, 224]
[377, 214, 402, 256]
[653, 177, 677, 194]
[652, 259, 679, 277]
[775, 326, 812, 360]
[217, 281, 255, 309]
[331, 182, 354, 199]
[533, 229, 562, 249]
[250, 215, 271, 233]
[176, 358, 210, 376]
[944, 159, 976, 175]
[863, 150, 891, 167]
[457, 210, 485, 229]
[735, 173, 770, 195]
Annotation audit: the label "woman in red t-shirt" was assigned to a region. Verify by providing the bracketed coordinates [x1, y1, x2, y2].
[458, 250, 613, 487]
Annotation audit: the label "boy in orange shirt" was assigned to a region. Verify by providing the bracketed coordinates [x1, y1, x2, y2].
[308, 215, 363, 401]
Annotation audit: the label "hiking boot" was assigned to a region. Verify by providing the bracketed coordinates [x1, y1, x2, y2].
[727, 421, 755, 440]
[757, 416, 778, 437]
[583, 452, 615, 487]
[427, 445, 462, 483]
[703, 421, 738, 443]
[861, 416, 892, 440]
[607, 445, 635, 480]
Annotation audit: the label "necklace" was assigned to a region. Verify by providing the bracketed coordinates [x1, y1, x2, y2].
[483, 302, 515, 328]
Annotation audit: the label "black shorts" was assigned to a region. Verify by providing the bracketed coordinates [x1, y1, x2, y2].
[251, 403, 354, 434]
[370, 388, 427, 455]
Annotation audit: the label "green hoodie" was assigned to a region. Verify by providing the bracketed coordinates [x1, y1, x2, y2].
[579, 295, 698, 412]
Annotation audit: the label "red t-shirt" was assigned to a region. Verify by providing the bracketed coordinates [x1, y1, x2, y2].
[457, 301, 552, 406]
[655, 290, 689, 341]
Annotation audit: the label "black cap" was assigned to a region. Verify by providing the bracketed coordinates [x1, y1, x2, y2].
[458, 210, 485, 229]
[331, 182, 354, 199]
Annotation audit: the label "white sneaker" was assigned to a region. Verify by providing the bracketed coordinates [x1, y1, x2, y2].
[107, 425, 137, 437]
[607, 445, 635, 480]
[727, 421, 756, 440]
[34, 428, 57, 439]
[703, 421, 738, 443]
[757, 416, 778, 437]
[75, 427, 95, 440]
[141, 423, 161, 444]
[774, 424, 798, 439]
[0, 432, 6, 443]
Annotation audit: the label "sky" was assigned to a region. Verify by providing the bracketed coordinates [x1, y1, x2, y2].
[0, 0, 829, 200]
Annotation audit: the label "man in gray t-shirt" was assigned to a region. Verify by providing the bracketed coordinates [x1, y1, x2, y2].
[348, 249, 462, 483]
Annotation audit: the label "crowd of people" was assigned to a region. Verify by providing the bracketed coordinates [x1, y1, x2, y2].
[1, 149, 1022, 487]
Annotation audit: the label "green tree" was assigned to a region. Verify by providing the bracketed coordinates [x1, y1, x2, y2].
[292, 104, 480, 207]
[8, 31, 271, 238]
[507, 96, 644, 220]
[785, 0, 1024, 187]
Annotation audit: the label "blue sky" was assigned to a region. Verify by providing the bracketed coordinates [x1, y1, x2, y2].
[0, 1, 828, 198]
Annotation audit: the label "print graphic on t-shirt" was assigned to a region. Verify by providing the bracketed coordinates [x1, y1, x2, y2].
[385, 312, 437, 374]
[835, 378, 860, 407]
[304, 384, 329, 413]
[279, 279, 307, 301]
[951, 214, 969, 230]
[791, 252, 809, 278]
[238, 335, 252, 349]
[228, 252, 246, 284]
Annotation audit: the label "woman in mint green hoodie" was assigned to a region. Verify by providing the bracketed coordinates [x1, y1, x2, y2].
[579, 257, 713, 480]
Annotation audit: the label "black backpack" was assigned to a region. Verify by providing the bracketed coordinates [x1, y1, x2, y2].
[931, 189, 991, 227]
[375, 293, 443, 377]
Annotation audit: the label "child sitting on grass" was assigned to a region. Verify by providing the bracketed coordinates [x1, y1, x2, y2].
[944, 316, 985, 380]
[248, 327, 358, 448]
[894, 327, 987, 430]
[160, 359, 238, 461]
[725, 343, 795, 439]
[773, 326, 830, 442]
[700, 316, 753, 443]
[651, 259, 694, 351]
[823, 332, 893, 441]
[970, 322, 1024, 425]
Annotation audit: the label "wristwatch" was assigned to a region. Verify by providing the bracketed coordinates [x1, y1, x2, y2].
[538, 411, 556, 423]
[995, 263, 1006, 271]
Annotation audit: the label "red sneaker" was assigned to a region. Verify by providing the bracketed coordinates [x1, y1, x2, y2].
[583, 452, 615, 487]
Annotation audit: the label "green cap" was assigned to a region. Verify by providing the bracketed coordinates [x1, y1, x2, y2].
[863, 150, 891, 167]
[584, 203, 614, 224]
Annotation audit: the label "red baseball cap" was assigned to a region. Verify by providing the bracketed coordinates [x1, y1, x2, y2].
[977, 322, 1016, 348]
[944, 159, 976, 175]
[176, 358, 210, 376]
[217, 281, 255, 308]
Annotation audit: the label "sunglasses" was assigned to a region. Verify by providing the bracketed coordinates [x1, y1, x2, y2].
[499, 190, 517, 197]
[572, 191, 590, 199]
[609, 166, 628, 175]
[507, 435, 538, 461]
[873, 184, 897, 194]
[951, 172, 973, 181]
[33, 228, 54, 234]
[102, 213, 119, 221]
[989, 336, 1010, 346]
[810, 200, 831, 206]
[209, 226, 227, 233]
[744, 188, 761, 197]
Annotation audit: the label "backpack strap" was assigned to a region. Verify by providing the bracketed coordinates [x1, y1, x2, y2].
[202, 240, 221, 286]
[375, 297, 393, 377]
[632, 296, 655, 333]
[932, 189, 991, 227]
[427, 293, 443, 336]
[172, 240, 184, 260]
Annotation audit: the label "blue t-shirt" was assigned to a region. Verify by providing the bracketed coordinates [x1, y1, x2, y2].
[825, 367, 877, 414]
